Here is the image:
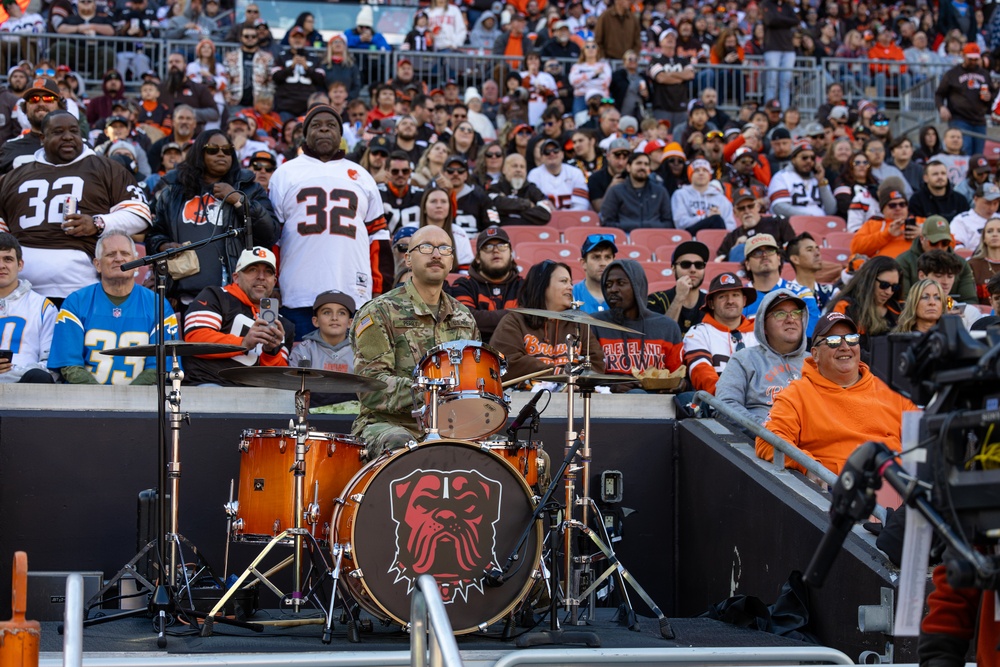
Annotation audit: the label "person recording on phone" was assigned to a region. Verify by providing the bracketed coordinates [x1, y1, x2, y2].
[183, 246, 293, 386]
[850, 178, 924, 259]
[145, 130, 277, 317]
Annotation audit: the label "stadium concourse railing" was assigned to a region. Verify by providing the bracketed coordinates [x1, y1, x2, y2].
[3, 32, 950, 121]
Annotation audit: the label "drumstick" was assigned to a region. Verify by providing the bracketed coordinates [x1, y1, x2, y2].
[253, 618, 326, 627]
[502, 367, 556, 388]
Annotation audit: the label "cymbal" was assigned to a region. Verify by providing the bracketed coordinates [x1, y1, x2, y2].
[511, 308, 642, 335]
[219, 366, 387, 393]
[546, 370, 638, 388]
[102, 340, 245, 357]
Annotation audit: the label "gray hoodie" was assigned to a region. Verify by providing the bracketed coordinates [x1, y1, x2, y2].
[469, 11, 501, 50]
[288, 329, 356, 406]
[715, 289, 810, 425]
[592, 259, 683, 375]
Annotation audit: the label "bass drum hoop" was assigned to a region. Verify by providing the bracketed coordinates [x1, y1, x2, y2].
[333, 438, 542, 634]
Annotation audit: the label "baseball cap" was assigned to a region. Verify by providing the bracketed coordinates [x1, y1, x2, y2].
[803, 121, 824, 137]
[970, 153, 991, 173]
[976, 182, 1000, 201]
[250, 149, 276, 165]
[162, 142, 184, 154]
[790, 141, 815, 158]
[235, 247, 277, 273]
[671, 241, 709, 264]
[540, 137, 561, 151]
[107, 115, 130, 126]
[812, 311, 859, 343]
[829, 106, 849, 121]
[703, 272, 756, 309]
[744, 233, 779, 256]
[368, 136, 392, 155]
[872, 112, 889, 126]
[511, 123, 533, 136]
[619, 115, 639, 133]
[688, 100, 706, 114]
[771, 127, 792, 141]
[732, 187, 756, 206]
[312, 290, 356, 317]
[581, 233, 618, 257]
[476, 226, 511, 251]
[765, 98, 782, 111]
[22, 76, 61, 99]
[766, 289, 807, 314]
[392, 225, 418, 246]
[643, 140, 666, 155]
[921, 216, 952, 243]
[608, 137, 631, 153]
[289, 26, 306, 36]
[964, 43, 982, 58]
[879, 186, 907, 208]
[445, 154, 468, 168]
[731, 146, 755, 163]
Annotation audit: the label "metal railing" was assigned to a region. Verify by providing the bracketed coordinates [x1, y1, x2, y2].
[694, 389, 888, 523]
[493, 646, 855, 666]
[411, 574, 464, 667]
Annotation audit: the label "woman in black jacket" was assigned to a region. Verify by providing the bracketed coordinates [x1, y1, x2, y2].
[146, 130, 278, 315]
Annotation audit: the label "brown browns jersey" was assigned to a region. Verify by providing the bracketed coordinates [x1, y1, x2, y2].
[0, 152, 148, 257]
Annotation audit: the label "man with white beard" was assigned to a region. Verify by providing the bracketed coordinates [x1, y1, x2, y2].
[487, 153, 553, 226]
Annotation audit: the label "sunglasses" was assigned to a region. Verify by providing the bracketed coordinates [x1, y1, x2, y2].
[543, 121, 558, 127]
[877, 279, 900, 291]
[452, 114, 467, 119]
[444, 167, 465, 174]
[612, 151, 631, 158]
[666, 158, 685, 164]
[203, 144, 234, 155]
[394, 243, 408, 253]
[485, 151, 503, 158]
[251, 161, 275, 172]
[735, 203, 757, 213]
[517, 129, 532, 135]
[26, 94, 56, 104]
[853, 159, 870, 166]
[390, 167, 412, 175]
[884, 201, 907, 210]
[35, 68, 56, 77]
[769, 308, 804, 321]
[817, 333, 861, 348]
[676, 260, 706, 270]
[457, 126, 474, 133]
[585, 233, 616, 249]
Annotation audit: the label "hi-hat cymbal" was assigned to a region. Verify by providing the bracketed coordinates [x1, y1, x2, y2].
[546, 370, 637, 388]
[511, 308, 642, 335]
[102, 340, 246, 357]
[219, 366, 387, 393]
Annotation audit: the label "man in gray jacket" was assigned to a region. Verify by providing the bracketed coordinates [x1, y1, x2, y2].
[600, 152, 673, 231]
[715, 289, 809, 425]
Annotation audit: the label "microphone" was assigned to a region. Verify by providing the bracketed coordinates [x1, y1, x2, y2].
[484, 566, 504, 588]
[506, 390, 544, 439]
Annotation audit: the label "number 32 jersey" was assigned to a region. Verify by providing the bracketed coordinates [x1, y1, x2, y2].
[269, 155, 388, 309]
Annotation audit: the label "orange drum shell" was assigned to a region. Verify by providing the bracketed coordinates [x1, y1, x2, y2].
[486, 443, 539, 487]
[416, 343, 508, 440]
[235, 430, 365, 543]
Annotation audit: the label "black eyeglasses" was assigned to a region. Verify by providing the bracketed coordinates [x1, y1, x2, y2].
[412, 243, 454, 256]
[251, 161, 275, 172]
[877, 279, 900, 291]
[612, 151, 630, 158]
[390, 167, 412, 175]
[452, 113, 467, 119]
[203, 144, 234, 155]
[542, 148, 560, 156]
[817, 333, 861, 349]
[748, 247, 777, 259]
[241, 33, 258, 39]
[482, 242, 511, 252]
[676, 260, 706, 270]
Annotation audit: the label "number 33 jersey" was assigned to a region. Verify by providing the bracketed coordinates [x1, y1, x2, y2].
[269, 155, 388, 310]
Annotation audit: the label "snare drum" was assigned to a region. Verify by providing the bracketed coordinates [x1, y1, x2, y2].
[332, 439, 542, 634]
[413, 340, 509, 440]
[231, 429, 365, 544]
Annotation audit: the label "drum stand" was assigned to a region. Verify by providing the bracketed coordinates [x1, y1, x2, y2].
[411, 376, 456, 441]
[203, 388, 356, 643]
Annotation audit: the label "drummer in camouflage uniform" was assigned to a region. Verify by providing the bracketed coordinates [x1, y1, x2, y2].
[351, 225, 480, 458]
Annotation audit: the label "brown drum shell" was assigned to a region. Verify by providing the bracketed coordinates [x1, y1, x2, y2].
[331, 439, 542, 634]
[234, 429, 365, 544]
[485, 442, 539, 487]
[415, 341, 508, 440]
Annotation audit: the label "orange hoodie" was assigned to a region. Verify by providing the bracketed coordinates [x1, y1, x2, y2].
[849, 216, 923, 258]
[867, 43, 908, 74]
[755, 358, 917, 474]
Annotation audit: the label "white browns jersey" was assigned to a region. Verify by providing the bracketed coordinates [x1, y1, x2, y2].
[269, 154, 388, 309]
[527, 163, 591, 211]
[767, 169, 826, 217]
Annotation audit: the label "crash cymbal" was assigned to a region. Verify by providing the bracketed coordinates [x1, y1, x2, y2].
[219, 366, 387, 393]
[102, 340, 246, 357]
[546, 370, 638, 388]
[511, 308, 642, 335]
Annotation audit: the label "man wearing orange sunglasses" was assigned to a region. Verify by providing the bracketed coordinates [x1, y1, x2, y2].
[0, 76, 65, 174]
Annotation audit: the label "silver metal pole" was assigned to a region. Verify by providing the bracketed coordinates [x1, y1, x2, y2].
[63, 574, 83, 667]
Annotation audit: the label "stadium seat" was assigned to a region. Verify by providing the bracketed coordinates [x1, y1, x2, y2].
[618, 244, 653, 261]
[696, 229, 729, 256]
[985, 139, 1000, 164]
[514, 241, 577, 265]
[504, 225, 561, 246]
[704, 261, 744, 283]
[978, 303, 994, 314]
[629, 228, 692, 248]
[550, 210, 599, 229]
[641, 261, 675, 282]
[789, 215, 846, 237]
[653, 244, 679, 262]
[824, 231, 854, 249]
[561, 226, 627, 250]
[648, 279, 676, 293]
[780, 264, 796, 281]
[820, 246, 851, 266]
[955, 247, 974, 259]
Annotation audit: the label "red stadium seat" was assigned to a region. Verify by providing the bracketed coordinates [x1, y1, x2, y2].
[561, 226, 627, 250]
[514, 241, 577, 266]
[648, 279, 676, 293]
[133, 242, 150, 286]
[504, 225, 561, 246]
[641, 261, 675, 282]
[789, 215, 846, 237]
[654, 244, 679, 262]
[824, 231, 854, 249]
[618, 244, 653, 261]
[696, 229, 729, 257]
[550, 210, 599, 229]
[780, 263, 796, 281]
[704, 261, 744, 283]
[955, 247, 974, 259]
[820, 246, 851, 266]
[629, 228, 692, 248]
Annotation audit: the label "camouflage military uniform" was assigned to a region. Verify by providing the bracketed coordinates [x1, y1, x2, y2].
[351, 278, 480, 458]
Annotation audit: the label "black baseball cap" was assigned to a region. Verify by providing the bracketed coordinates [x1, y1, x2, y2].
[312, 290, 356, 317]
[671, 241, 709, 264]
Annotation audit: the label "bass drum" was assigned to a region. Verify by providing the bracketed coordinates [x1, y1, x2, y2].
[332, 439, 542, 634]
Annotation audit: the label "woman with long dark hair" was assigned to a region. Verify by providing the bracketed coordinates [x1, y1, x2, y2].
[833, 151, 881, 231]
[418, 185, 472, 269]
[825, 255, 903, 348]
[491, 260, 605, 383]
[146, 130, 278, 313]
[914, 124, 940, 165]
[281, 12, 324, 48]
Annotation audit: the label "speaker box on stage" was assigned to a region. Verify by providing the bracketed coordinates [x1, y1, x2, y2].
[27, 571, 103, 621]
[137, 488, 157, 582]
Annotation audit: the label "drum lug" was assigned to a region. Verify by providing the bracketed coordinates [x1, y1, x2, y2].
[478, 622, 489, 633]
[327, 442, 335, 457]
[405, 440, 419, 451]
[473, 347, 481, 362]
[477, 377, 485, 391]
[231, 518, 244, 534]
[349, 569, 363, 579]
[278, 439, 288, 454]
[321, 523, 330, 541]
[272, 519, 281, 535]
[224, 500, 239, 517]
[238, 437, 249, 453]
[305, 502, 320, 525]
[349, 493, 364, 503]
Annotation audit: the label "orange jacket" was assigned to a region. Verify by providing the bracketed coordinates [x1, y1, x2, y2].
[755, 358, 917, 474]
[867, 44, 908, 74]
[849, 216, 922, 258]
[920, 564, 1000, 667]
[722, 134, 772, 186]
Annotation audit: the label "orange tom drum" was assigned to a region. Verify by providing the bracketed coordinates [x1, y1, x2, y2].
[231, 429, 365, 544]
[413, 341, 509, 440]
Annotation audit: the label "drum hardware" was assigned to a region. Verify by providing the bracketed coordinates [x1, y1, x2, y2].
[410, 376, 455, 440]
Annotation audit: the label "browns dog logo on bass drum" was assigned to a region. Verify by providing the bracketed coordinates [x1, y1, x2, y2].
[388, 468, 501, 604]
